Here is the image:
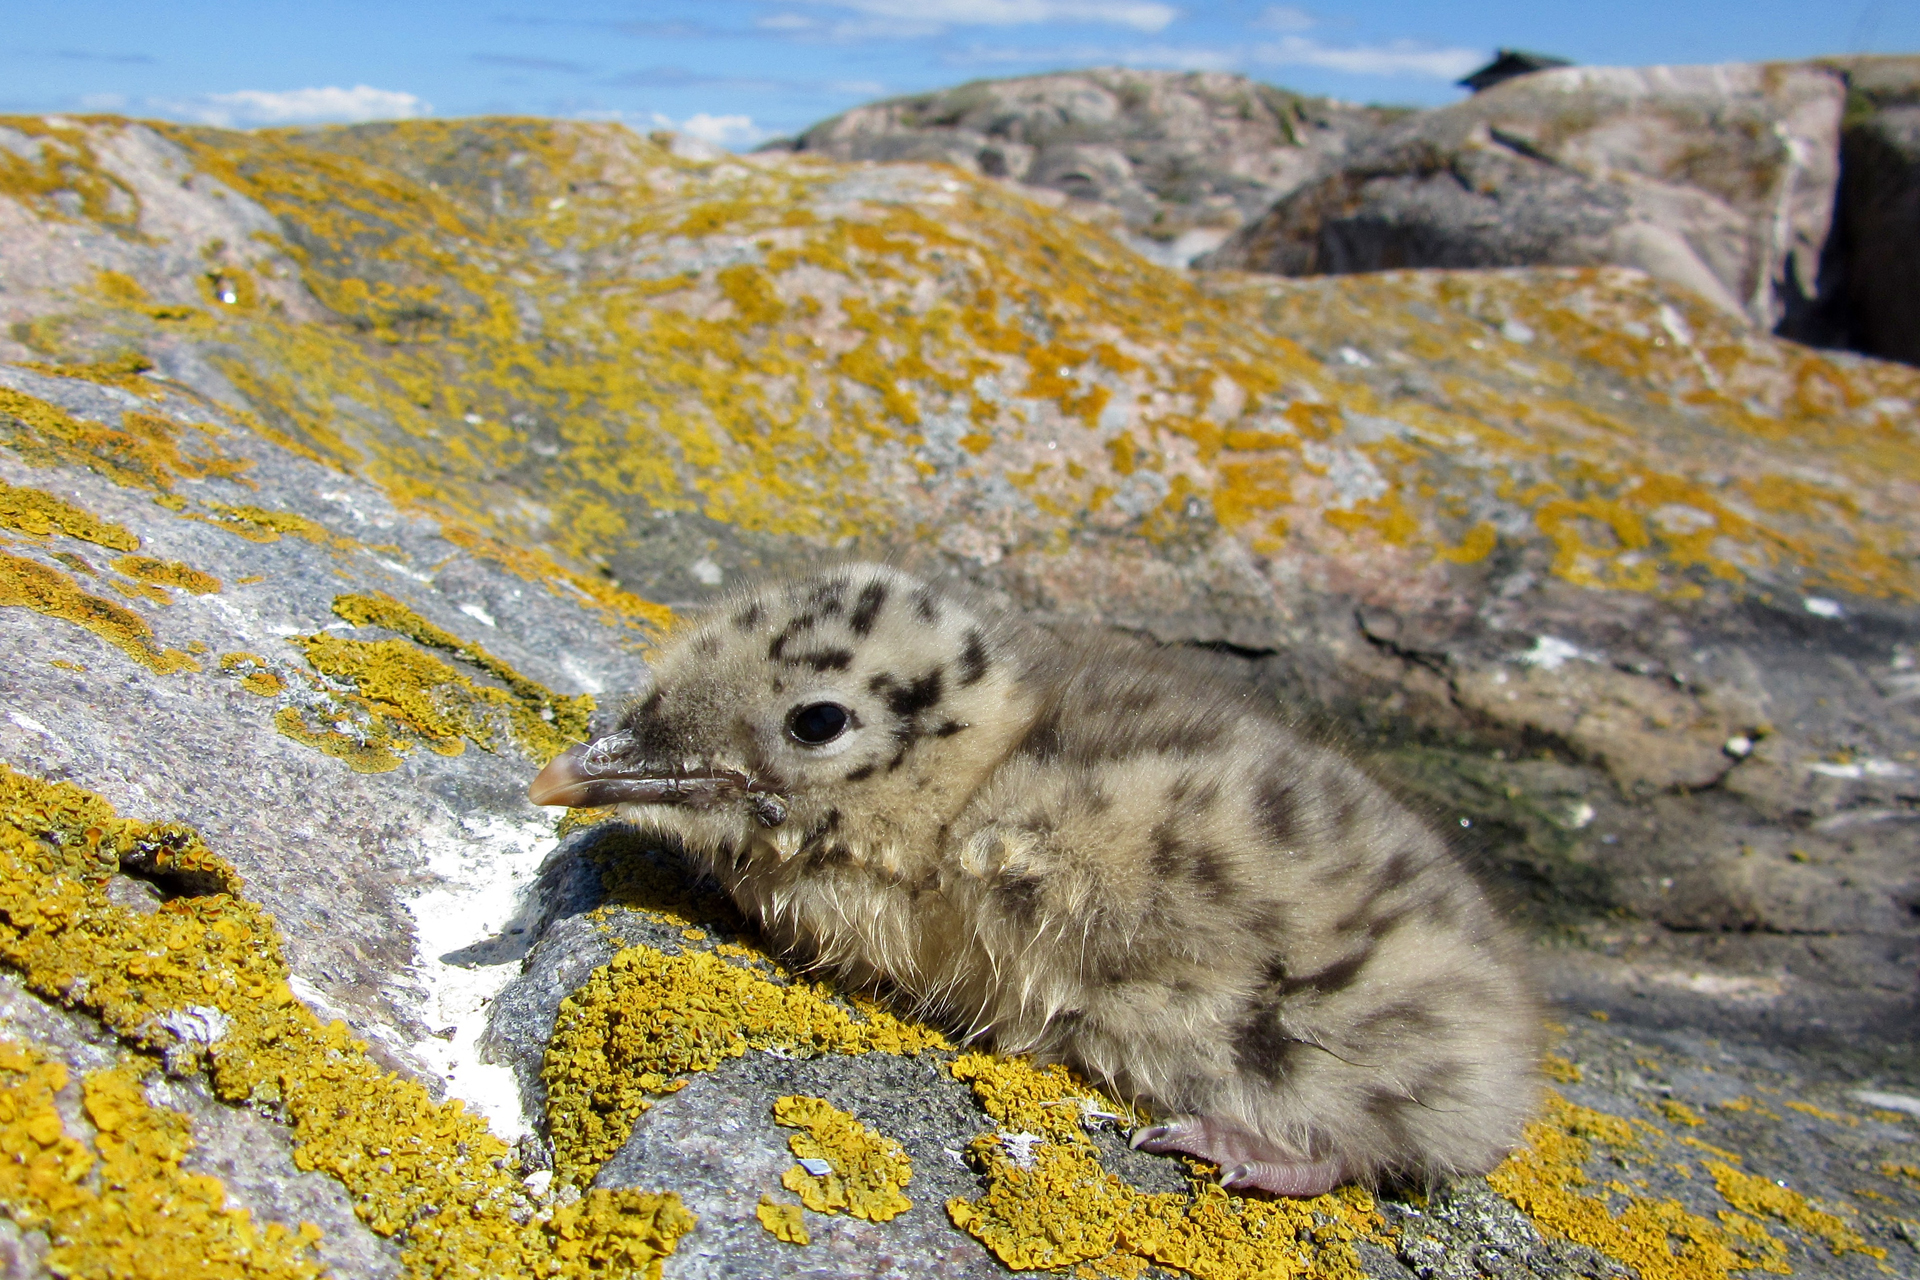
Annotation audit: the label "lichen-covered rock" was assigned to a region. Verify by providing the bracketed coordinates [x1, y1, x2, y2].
[768, 69, 1402, 265]
[0, 111, 1915, 1276]
[1200, 60, 1845, 333]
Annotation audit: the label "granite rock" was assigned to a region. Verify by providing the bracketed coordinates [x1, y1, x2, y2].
[1199, 60, 1846, 333]
[767, 69, 1402, 266]
[0, 112, 1914, 1277]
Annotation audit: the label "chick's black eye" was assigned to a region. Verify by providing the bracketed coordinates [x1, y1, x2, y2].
[787, 702, 850, 746]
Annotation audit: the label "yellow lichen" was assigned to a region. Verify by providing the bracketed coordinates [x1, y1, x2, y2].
[0, 1042, 328, 1279]
[0, 387, 249, 492]
[1706, 1160, 1883, 1258]
[0, 550, 200, 673]
[189, 502, 337, 546]
[17, 351, 158, 389]
[1542, 1053, 1583, 1083]
[1489, 1092, 1788, 1279]
[1783, 1100, 1856, 1126]
[541, 944, 945, 1187]
[944, 1052, 1384, 1280]
[275, 592, 587, 771]
[110, 554, 221, 595]
[1656, 1100, 1707, 1128]
[772, 1094, 912, 1222]
[217, 651, 289, 697]
[754, 1195, 809, 1245]
[0, 762, 695, 1279]
[328, 593, 591, 748]
[0, 479, 139, 550]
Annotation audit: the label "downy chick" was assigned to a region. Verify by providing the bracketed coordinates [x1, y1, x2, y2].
[530, 564, 1540, 1195]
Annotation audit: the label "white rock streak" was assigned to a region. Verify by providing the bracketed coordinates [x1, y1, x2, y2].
[404, 812, 560, 1141]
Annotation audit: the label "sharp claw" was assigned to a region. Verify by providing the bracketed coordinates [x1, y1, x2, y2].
[1220, 1163, 1253, 1189]
[1128, 1124, 1171, 1150]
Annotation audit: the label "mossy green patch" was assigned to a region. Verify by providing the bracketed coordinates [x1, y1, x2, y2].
[0, 762, 695, 1279]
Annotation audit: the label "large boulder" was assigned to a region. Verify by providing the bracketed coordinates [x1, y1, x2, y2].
[1199, 61, 1846, 333]
[1784, 56, 1920, 365]
[767, 69, 1402, 265]
[0, 113, 1916, 1276]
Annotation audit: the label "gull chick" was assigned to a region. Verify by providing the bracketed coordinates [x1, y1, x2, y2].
[531, 564, 1540, 1195]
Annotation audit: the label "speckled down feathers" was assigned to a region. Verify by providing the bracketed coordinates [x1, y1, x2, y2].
[580, 564, 1540, 1189]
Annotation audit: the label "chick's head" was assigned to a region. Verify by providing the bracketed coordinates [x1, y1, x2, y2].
[530, 564, 1029, 866]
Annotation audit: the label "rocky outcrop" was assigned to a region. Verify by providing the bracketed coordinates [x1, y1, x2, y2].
[1198, 61, 1845, 332]
[766, 69, 1402, 265]
[0, 114, 1916, 1276]
[1783, 57, 1920, 365]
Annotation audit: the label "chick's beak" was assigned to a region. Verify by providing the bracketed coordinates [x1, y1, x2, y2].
[528, 731, 788, 826]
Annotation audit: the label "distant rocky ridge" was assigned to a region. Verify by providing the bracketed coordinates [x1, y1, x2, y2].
[766, 69, 1404, 266]
[771, 58, 1920, 366]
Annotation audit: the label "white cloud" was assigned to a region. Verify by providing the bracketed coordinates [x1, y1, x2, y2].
[162, 84, 431, 128]
[1255, 35, 1484, 79]
[650, 111, 767, 147]
[1254, 6, 1316, 32]
[77, 92, 128, 111]
[804, 0, 1179, 33]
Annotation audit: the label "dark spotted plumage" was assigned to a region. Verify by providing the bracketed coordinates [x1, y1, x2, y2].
[530, 564, 1540, 1196]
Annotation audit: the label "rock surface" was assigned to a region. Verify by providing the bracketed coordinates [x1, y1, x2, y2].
[1785, 57, 1920, 366]
[1199, 60, 1846, 334]
[766, 69, 1402, 266]
[0, 112, 1914, 1277]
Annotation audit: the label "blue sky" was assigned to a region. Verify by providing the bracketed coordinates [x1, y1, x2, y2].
[6, 2, 1916, 146]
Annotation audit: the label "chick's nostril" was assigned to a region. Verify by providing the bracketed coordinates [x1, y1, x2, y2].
[581, 730, 639, 774]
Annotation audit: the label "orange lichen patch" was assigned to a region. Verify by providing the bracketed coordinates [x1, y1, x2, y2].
[541, 943, 947, 1187]
[188, 502, 337, 546]
[0, 550, 199, 673]
[0, 762, 695, 1279]
[218, 651, 287, 697]
[1706, 1161, 1884, 1258]
[329, 593, 592, 745]
[944, 1052, 1383, 1280]
[1541, 1053, 1583, 1084]
[0, 119, 140, 228]
[0, 1042, 328, 1279]
[754, 1196, 809, 1245]
[1783, 1100, 1858, 1126]
[436, 526, 672, 633]
[110, 554, 221, 595]
[1881, 1163, 1920, 1187]
[1656, 1100, 1707, 1128]
[772, 1094, 912, 1222]
[0, 387, 249, 492]
[17, 351, 158, 390]
[0, 479, 139, 550]
[270, 706, 403, 775]
[275, 592, 591, 772]
[1489, 1092, 1786, 1279]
